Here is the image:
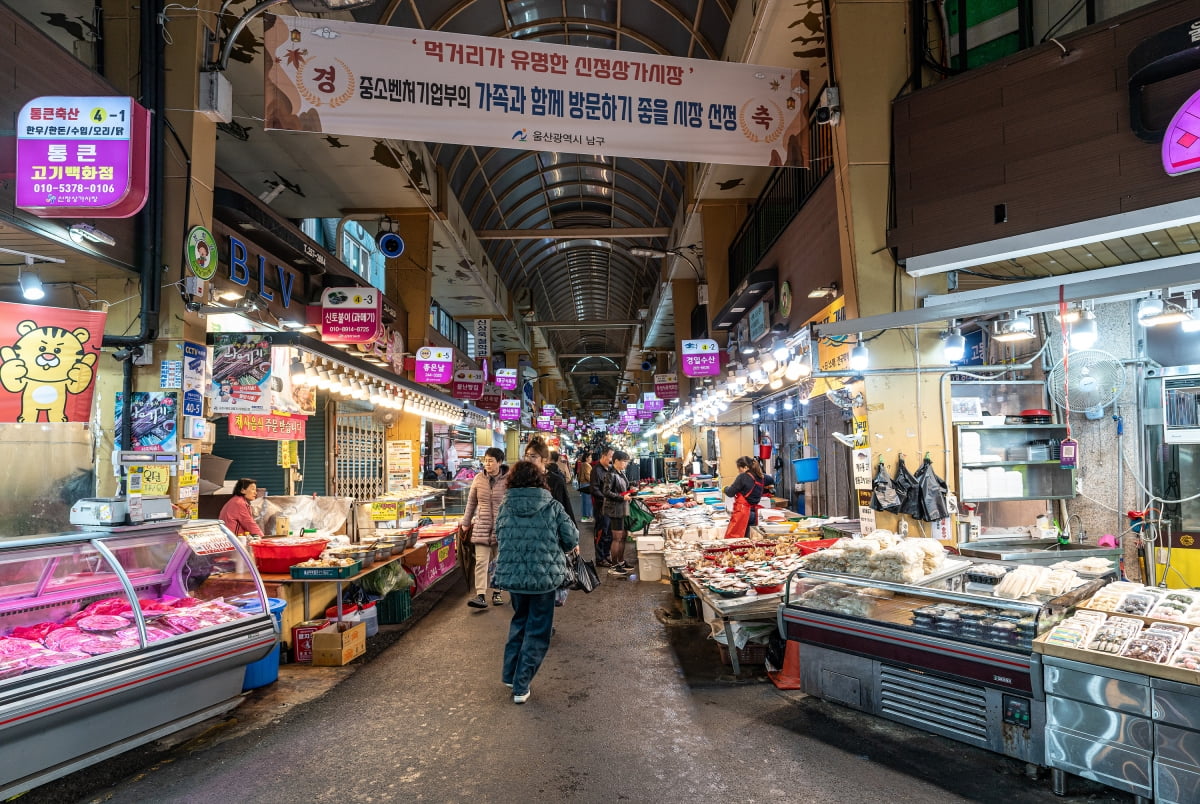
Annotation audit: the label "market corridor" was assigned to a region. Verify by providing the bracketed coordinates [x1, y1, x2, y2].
[34, 532, 1124, 804]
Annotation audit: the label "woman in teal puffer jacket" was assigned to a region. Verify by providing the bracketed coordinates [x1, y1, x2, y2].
[492, 460, 579, 704]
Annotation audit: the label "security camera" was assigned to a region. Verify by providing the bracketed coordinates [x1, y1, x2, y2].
[815, 87, 840, 126]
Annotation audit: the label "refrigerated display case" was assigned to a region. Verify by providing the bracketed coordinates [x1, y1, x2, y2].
[778, 567, 1110, 766]
[0, 520, 277, 798]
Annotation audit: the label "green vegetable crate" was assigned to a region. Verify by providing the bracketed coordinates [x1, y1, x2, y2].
[290, 561, 361, 580]
[378, 589, 413, 624]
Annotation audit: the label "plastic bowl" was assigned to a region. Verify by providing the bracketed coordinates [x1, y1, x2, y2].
[754, 583, 784, 595]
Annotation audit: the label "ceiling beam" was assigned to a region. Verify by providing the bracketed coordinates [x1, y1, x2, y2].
[556, 352, 628, 358]
[528, 320, 642, 328]
[475, 227, 670, 241]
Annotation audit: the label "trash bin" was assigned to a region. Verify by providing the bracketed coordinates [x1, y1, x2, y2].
[241, 597, 287, 691]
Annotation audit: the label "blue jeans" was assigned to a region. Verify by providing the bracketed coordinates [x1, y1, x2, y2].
[579, 491, 593, 518]
[502, 591, 556, 696]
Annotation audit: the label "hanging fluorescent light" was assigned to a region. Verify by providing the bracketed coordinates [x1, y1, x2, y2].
[1069, 309, 1099, 350]
[1136, 295, 1164, 324]
[767, 403, 777, 415]
[784, 357, 811, 381]
[991, 312, 1036, 342]
[849, 335, 869, 372]
[942, 325, 966, 363]
[1139, 294, 1189, 326]
[18, 257, 45, 301]
[783, 397, 794, 411]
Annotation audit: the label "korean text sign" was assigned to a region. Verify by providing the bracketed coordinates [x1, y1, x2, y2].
[415, 346, 453, 384]
[654, 373, 678, 400]
[0, 302, 106, 423]
[681, 339, 720, 377]
[16, 96, 150, 218]
[452, 369, 484, 400]
[498, 399, 521, 420]
[320, 287, 381, 343]
[228, 413, 307, 441]
[263, 16, 807, 168]
[494, 368, 518, 390]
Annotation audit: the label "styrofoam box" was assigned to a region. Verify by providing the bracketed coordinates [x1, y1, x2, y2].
[636, 535, 665, 551]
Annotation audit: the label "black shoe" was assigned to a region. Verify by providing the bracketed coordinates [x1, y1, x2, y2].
[467, 594, 487, 608]
[608, 565, 630, 577]
[491, 592, 504, 606]
[596, 559, 614, 568]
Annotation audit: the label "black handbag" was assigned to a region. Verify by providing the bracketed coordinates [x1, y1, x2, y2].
[565, 551, 600, 593]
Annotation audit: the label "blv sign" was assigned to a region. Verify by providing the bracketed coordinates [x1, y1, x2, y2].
[227, 235, 299, 309]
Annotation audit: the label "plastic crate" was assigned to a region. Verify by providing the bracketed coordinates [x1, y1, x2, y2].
[717, 642, 769, 667]
[378, 589, 413, 625]
[290, 561, 360, 580]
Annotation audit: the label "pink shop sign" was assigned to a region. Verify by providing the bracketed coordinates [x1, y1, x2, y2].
[415, 346, 453, 384]
[498, 399, 521, 420]
[654, 373, 678, 400]
[1164, 87, 1200, 177]
[451, 369, 484, 400]
[494, 368, 518, 390]
[681, 339, 720, 377]
[320, 287, 381, 343]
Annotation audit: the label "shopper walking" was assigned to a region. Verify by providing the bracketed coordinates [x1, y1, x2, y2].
[492, 460, 579, 704]
[461, 447, 508, 609]
[723, 456, 765, 539]
[601, 450, 634, 575]
[524, 437, 576, 521]
[591, 447, 614, 566]
[574, 453, 593, 522]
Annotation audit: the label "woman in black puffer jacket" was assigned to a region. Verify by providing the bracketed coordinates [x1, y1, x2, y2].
[492, 460, 579, 705]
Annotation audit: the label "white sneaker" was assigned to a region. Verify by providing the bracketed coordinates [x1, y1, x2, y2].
[513, 690, 531, 704]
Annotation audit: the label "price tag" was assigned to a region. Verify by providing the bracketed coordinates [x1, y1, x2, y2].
[182, 526, 235, 556]
[370, 501, 399, 521]
[139, 465, 171, 495]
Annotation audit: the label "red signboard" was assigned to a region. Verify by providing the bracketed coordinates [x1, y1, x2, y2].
[228, 412, 307, 440]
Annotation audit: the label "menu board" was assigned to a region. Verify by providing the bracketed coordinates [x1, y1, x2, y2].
[386, 440, 413, 493]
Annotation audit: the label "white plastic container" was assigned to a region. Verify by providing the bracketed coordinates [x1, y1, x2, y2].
[636, 535, 665, 552]
[638, 551, 665, 582]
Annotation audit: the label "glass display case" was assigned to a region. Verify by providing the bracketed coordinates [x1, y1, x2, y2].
[0, 520, 277, 799]
[779, 565, 1112, 766]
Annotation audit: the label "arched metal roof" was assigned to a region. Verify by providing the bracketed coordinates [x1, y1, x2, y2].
[363, 0, 739, 405]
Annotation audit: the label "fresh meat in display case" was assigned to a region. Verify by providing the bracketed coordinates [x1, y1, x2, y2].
[0, 520, 277, 798]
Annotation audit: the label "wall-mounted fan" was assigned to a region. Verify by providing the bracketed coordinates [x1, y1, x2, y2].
[1046, 349, 1125, 420]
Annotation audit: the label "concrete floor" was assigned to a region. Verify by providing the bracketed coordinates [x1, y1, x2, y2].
[25, 526, 1132, 804]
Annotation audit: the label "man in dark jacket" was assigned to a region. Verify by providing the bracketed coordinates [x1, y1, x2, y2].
[493, 460, 578, 704]
[591, 447, 614, 566]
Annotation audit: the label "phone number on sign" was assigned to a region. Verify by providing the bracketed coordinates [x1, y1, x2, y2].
[30, 183, 117, 194]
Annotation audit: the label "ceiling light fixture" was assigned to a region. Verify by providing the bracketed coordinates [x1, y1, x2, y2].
[1069, 309, 1099, 350]
[68, 223, 116, 247]
[808, 283, 838, 299]
[849, 335, 869, 372]
[1138, 293, 1189, 327]
[942, 325, 966, 363]
[18, 256, 45, 301]
[991, 312, 1036, 342]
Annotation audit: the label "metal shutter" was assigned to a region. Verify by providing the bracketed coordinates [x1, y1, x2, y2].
[211, 393, 328, 496]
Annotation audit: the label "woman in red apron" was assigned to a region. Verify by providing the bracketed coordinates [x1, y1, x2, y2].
[723, 456, 765, 539]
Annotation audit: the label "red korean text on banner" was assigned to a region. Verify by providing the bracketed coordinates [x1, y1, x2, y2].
[0, 302, 106, 423]
[227, 412, 307, 441]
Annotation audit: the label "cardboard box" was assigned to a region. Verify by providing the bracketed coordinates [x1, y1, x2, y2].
[310, 620, 366, 666]
[402, 543, 429, 567]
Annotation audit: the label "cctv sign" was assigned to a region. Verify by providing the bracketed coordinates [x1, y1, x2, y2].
[16, 96, 151, 218]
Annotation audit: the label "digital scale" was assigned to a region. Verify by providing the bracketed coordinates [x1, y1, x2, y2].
[70, 496, 175, 528]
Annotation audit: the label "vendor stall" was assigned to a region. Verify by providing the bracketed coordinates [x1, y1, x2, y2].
[0, 520, 276, 798]
[780, 550, 1111, 767]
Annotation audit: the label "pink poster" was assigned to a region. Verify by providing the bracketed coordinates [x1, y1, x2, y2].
[415, 346, 453, 384]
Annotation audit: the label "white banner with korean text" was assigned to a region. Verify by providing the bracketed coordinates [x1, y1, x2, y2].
[263, 16, 809, 167]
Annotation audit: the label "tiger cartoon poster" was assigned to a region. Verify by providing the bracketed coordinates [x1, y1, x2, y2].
[0, 302, 106, 423]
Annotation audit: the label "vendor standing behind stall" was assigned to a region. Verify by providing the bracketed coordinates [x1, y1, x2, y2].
[219, 478, 264, 538]
[723, 457, 764, 539]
